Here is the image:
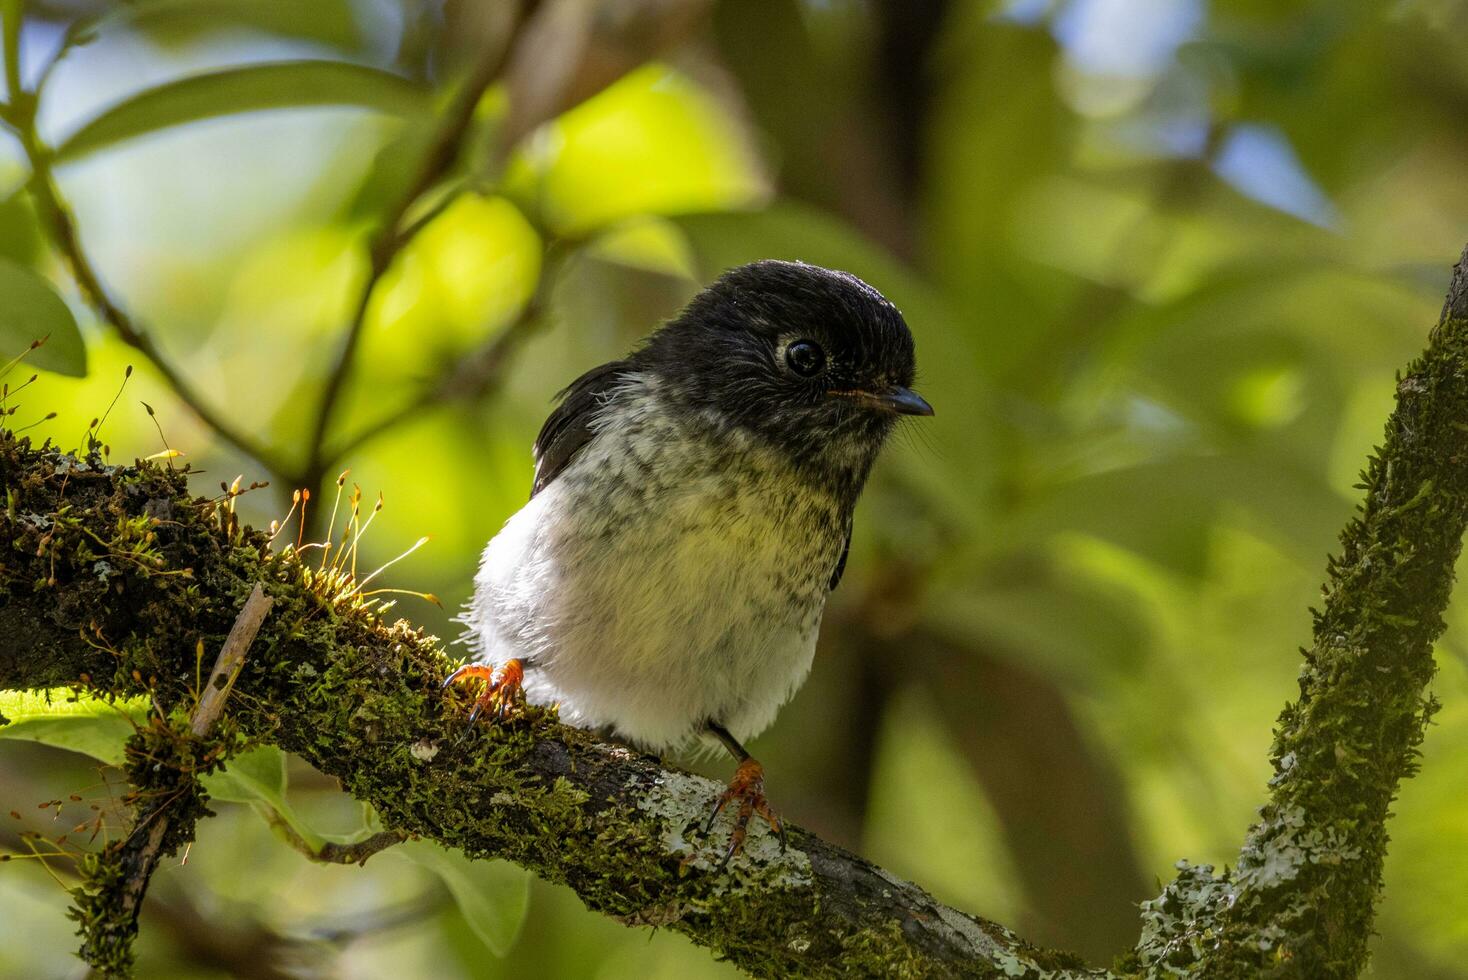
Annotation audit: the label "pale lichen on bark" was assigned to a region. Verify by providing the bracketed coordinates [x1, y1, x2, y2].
[1132, 245, 1468, 979]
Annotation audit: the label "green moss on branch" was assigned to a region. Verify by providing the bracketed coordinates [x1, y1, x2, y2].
[70, 715, 222, 975]
[0, 438, 1091, 979]
[1135, 275, 1468, 976]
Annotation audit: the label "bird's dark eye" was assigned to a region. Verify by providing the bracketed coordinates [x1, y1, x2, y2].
[784, 340, 826, 377]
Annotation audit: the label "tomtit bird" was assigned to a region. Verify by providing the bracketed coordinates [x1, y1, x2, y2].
[446, 259, 933, 861]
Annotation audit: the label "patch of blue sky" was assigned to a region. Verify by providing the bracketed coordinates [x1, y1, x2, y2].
[8, 17, 68, 96]
[995, 0, 1056, 25]
[1053, 0, 1204, 78]
[1114, 111, 1212, 158]
[1213, 123, 1341, 229]
[1044, 0, 1341, 229]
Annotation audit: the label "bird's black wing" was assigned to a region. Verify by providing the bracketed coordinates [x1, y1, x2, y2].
[829, 525, 851, 592]
[531, 360, 633, 499]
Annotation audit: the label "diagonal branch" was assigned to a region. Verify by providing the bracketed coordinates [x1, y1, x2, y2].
[1132, 242, 1468, 977]
[14, 134, 290, 475]
[2, 1, 287, 474]
[3, 3, 542, 491]
[0, 437, 1099, 979]
[261, 814, 406, 866]
[299, 6, 533, 493]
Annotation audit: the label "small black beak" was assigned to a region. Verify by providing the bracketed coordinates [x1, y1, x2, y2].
[829, 385, 935, 416]
[875, 386, 934, 417]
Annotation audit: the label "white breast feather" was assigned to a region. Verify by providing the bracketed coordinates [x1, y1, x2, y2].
[460, 373, 842, 752]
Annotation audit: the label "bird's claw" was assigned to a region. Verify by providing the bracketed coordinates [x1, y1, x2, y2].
[703, 757, 785, 870]
[442, 659, 525, 723]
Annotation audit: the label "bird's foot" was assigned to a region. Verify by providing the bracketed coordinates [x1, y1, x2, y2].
[442, 659, 525, 722]
[702, 757, 786, 869]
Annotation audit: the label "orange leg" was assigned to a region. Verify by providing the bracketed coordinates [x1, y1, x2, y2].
[704, 756, 786, 869]
[441, 659, 525, 722]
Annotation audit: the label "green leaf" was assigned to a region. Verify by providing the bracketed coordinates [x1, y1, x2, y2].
[0, 689, 149, 765]
[395, 841, 530, 956]
[341, 118, 435, 220]
[500, 64, 767, 236]
[199, 744, 326, 849]
[55, 60, 429, 163]
[203, 747, 401, 858]
[121, 0, 367, 55]
[201, 743, 285, 803]
[0, 259, 87, 376]
[0, 192, 42, 267]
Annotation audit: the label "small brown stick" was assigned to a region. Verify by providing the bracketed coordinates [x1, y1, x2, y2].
[191, 583, 273, 736]
[223, 584, 400, 867]
[260, 807, 405, 866]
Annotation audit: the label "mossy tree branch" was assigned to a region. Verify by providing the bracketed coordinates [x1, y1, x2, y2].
[1131, 242, 1468, 977]
[3, 245, 1468, 978]
[0, 441, 1094, 978]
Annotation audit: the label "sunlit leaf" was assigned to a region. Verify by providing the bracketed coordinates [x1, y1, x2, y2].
[500, 0, 708, 152]
[395, 841, 530, 956]
[118, 0, 367, 54]
[0, 689, 149, 765]
[587, 216, 697, 278]
[349, 195, 541, 411]
[201, 743, 285, 802]
[0, 193, 42, 267]
[56, 61, 429, 162]
[201, 744, 324, 850]
[0, 259, 87, 377]
[502, 64, 768, 235]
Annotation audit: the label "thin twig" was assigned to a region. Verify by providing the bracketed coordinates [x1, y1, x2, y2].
[73, 582, 274, 974]
[198, 584, 395, 871]
[192, 583, 273, 736]
[300, 9, 532, 492]
[129, 585, 274, 905]
[260, 807, 406, 866]
[389, 177, 481, 248]
[325, 243, 564, 462]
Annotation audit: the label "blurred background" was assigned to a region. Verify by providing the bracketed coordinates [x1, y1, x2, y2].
[2, 0, 1468, 976]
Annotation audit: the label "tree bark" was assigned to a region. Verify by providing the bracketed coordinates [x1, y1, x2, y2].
[1129, 241, 1468, 977]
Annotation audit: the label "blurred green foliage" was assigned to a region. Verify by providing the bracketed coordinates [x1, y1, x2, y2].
[2, 0, 1467, 976]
